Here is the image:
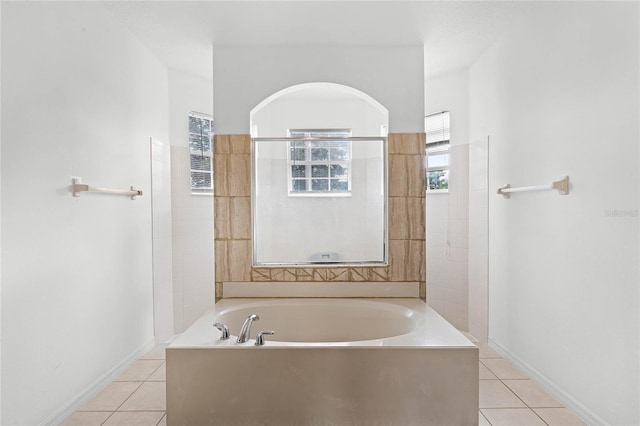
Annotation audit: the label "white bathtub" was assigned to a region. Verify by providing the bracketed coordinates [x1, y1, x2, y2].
[167, 298, 479, 425]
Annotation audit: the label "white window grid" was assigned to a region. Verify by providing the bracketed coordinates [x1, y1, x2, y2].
[425, 111, 450, 192]
[287, 129, 352, 196]
[189, 111, 213, 194]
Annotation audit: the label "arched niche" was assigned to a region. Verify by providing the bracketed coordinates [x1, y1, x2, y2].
[250, 82, 389, 137]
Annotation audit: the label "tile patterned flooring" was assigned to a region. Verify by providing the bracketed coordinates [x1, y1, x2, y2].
[63, 342, 586, 426]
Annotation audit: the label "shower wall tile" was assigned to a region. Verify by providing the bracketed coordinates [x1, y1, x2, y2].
[171, 146, 215, 333]
[228, 154, 251, 196]
[230, 197, 251, 240]
[214, 197, 230, 239]
[214, 133, 426, 300]
[213, 155, 229, 196]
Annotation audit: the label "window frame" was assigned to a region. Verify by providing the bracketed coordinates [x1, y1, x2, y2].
[425, 111, 450, 193]
[287, 129, 353, 197]
[188, 111, 214, 195]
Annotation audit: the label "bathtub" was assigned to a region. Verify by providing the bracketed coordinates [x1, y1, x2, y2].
[166, 298, 479, 425]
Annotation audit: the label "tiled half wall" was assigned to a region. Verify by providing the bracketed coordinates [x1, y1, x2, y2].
[214, 133, 426, 300]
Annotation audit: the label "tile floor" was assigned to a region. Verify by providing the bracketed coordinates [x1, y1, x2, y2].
[63, 342, 586, 426]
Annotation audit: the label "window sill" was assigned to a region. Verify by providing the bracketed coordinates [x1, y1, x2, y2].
[426, 189, 449, 195]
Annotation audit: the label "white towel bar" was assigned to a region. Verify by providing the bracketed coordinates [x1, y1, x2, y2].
[71, 178, 142, 200]
[497, 176, 569, 199]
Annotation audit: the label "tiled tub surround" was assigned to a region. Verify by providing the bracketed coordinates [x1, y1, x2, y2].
[213, 133, 426, 300]
[166, 298, 478, 425]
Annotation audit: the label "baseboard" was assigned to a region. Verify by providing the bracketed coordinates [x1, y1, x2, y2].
[488, 338, 608, 426]
[42, 338, 155, 426]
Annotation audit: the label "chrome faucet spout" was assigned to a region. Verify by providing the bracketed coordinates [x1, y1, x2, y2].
[237, 314, 259, 343]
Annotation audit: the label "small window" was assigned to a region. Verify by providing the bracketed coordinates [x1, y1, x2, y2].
[189, 112, 213, 194]
[425, 111, 450, 192]
[288, 129, 352, 196]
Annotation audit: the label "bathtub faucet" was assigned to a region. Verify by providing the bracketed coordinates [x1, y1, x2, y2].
[237, 314, 259, 343]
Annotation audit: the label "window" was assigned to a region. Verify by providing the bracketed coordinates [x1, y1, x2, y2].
[189, 112, 213, 194]
[425, 111, 450, 191]
[288, 129, 352, 196]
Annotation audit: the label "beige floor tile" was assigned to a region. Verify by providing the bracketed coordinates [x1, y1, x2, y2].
[147, 362, 166, 381]
[481, 358, 528, 379]
[477, 343, 502, 359]
[157, 414, 167, 426]
[119, 382, 166, 411]
[482, 408, 547, 425]
[479, 411, 491, 425]
[102, 411, 165, 426]
[479, 362, 498, 380]
[479, 380, 526, 409]
[533, 408, 587, 425]
[139, 344, 168, 360]
[61, 411, 112, 426]
[115, 360, 164, 381]
[79, 382, 142, 411]
[503, 380, 563, 408]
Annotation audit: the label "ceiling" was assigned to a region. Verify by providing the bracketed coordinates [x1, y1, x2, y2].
[101, 1, 533, 81]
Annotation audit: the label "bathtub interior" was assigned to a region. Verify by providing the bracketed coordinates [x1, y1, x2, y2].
[215, 299, 417, 342]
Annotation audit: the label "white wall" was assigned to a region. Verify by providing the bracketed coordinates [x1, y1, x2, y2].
[470, 3, 639, 424]
[1, 3, 169, 424]
[168, 69, 214, 333]
[424, 68, 472, 332]
[151, 139, 174, 343]
[252, 97, 387, 138]
[213, 46, 424, 134]
[424, 68, 469, 147]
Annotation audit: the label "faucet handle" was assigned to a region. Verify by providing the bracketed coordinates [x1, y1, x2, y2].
[213, 323, 230, 340]
[255, 330, 275, 346]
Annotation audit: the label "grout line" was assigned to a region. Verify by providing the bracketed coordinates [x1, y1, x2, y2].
[99, 411, 116, 426]
[156, 413, 167, 426]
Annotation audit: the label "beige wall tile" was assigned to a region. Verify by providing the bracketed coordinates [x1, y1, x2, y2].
[388, 155, 407, 197]
[214, 240, 229, 282]
[215, 282, 223, 300]
[229, 154, 251, 196]
[213, 155, 228, 196]
[367, 268, 389, 282]
[251, 268, 272, 281]
[230, 134, 251, 154]
[327, 268, 350, 281]
[296, 269, 315, 281]
[230, 197, 251, 239]
[214, 134, 231, 154]
[408, 196, 426, 239]
[214, 133, 427, 292]
[389, 133, 424, 155]
[389, 197, 409, 240]
[406, 154, 426, 197]
[407, 240, 425, 281]
[389, 240, 408, 281]
[214, 197, 230, 239]
[228, 240, 252, 281]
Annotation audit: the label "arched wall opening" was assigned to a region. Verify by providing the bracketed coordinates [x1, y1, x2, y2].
[250, 82, 389, 137]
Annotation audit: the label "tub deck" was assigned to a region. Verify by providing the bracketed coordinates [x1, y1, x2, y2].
[166, 298, 478, 426]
